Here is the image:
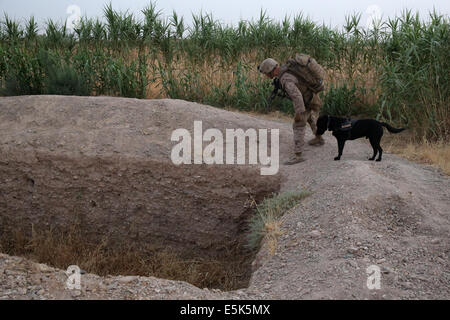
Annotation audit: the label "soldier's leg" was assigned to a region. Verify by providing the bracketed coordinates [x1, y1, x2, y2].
[284, 120, 306, 165]
[307, 109, 318, 135]
[293, 113, 308, 154]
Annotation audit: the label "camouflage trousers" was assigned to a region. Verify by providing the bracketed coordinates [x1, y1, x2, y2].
[293, 94, 321, 154]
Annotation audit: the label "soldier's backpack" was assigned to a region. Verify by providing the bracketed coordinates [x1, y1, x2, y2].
[285, 53, 326, 94]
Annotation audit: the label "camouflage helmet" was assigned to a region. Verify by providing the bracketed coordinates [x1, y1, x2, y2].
[258, 58, 279, 74]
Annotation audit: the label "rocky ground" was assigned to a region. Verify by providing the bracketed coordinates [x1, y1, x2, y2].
[0, 96, 448, 299]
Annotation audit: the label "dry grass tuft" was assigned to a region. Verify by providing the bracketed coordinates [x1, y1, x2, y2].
[247, 190, 311, 255]
[0, 222, 254, 291]
[264, 220, 284, 256]
[384, 135, 450, 175]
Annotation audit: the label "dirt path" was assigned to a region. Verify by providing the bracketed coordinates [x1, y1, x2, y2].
[248, 129, 450, 299]
[0, 96, 448, 300]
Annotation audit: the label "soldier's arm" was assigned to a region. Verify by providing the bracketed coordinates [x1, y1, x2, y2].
[280, 74, 306, 114]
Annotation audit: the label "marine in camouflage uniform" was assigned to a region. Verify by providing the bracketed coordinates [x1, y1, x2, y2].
[258, 58, 324, 165]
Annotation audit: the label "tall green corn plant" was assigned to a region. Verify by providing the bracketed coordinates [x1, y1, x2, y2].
[1, 46, 44, 95]
[232, 62, 284, 112]
[137, 50, 149, 98]
[233, 61, 251, 109]
[92, 19, 106, 41]
[0, 44, 7, 88]
[103, 54, 149, 98]
[321, 83, 360, 117]
[72, 47, 102, 94]
[24, 16, 38, 41]
[343, 13, 364, 77]
[155, 19, 173, 62]
[155, 60, 180, 99]
[188, 12, 218, 61]
[44, 19, 76, 50]
[104, 3, 120, 43]
[74, 17, 93, 42]
[37, 49, 89, 96]
[377, 10, 449, 139]
[2, 14, 23, 42]
[170, 10, 185, 39]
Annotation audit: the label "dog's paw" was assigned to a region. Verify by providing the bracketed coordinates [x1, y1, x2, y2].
[376, 159, 382, 162]
[369, 157, 375, 161]
[334, 157, 340, 161]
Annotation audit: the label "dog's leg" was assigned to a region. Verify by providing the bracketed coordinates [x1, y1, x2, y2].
[376, 145, 383, 161]
[368, 137, 378, 161]
[374, 133, 383, 161]
[334, 138, 345, 161]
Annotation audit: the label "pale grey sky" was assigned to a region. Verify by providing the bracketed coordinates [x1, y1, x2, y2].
[0, 0, 448, 31]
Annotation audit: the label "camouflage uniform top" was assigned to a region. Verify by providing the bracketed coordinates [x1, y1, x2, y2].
[279, 65, 315, 114]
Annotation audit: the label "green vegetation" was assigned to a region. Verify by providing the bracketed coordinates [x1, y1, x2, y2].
[0, 3, 448, 140]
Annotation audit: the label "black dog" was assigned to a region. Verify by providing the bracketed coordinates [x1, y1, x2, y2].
[316, 115, 405, 161]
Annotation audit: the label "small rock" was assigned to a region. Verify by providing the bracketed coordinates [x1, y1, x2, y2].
[31, 276, 42, 285]
[403, 282, 414, 289]
[235, 290, 246, 296]
[71, 290, 82, 297]
[431, 238, 440, 244]
[36, 264, 53, 273]
[437, 257, 446, 264]
[382, 266, 394, 274]
[126, 288, 136, 294]
[347, 247, 359, 254]
[107, 283, 118, 290]
[98, 283, 108, 290]
[309, 230, 321, 238]
[376, 258, 386, 264]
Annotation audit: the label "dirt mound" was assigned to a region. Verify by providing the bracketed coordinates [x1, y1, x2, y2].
[249, 144, 450, 299]
[1, 96, 448, 300]
[0, 95, 284, 260]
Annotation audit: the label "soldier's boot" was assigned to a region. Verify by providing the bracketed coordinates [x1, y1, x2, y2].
[308, 135, 325, 146]
[283, 152, 305, 165]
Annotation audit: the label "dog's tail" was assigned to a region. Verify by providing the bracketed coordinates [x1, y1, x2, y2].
[381, 122, 405, 134]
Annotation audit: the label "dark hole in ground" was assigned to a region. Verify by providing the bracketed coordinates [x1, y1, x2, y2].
[0, 152, 281, 290]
